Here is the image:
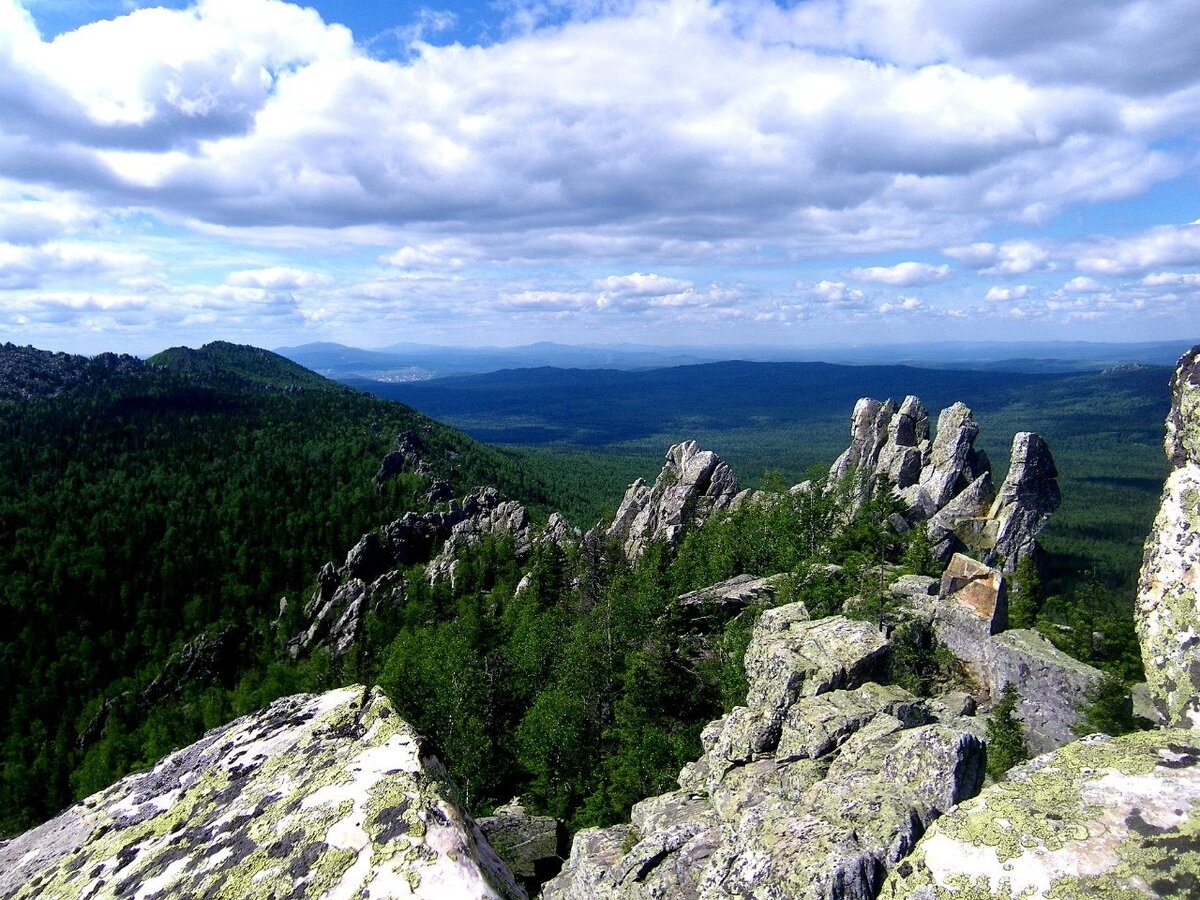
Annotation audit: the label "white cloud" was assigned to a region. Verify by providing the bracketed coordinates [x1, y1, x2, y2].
[1076, 223, 1200, 275]
[983, 284, 1031, 302]
[1142, 271, 1200, 287]
[1062, 275, 1104, 293]
[225, 266, 333, 290]
[0, 240, 151, 289]
[944, 240, 1049, 276]
[849, 261, 949, 286]
[878, 296, 925, 314]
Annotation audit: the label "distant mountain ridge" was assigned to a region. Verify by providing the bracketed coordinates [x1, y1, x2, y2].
[276, 339, 1195, 382]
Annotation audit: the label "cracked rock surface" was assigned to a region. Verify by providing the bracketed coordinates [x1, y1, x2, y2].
[0, 685, 526, 900]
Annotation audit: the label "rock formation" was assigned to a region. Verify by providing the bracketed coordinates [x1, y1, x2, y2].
[1137, 344, 1200, 728]
[293, 487, 539, 657]
[0, 686, 526, 900]
[882, 730, 1200, 899]
[829, 396, 1058, 571]
[543, 604, 987, 900]
[607, 441, 739, 560]
[478, 798, 568, 894]
[932, 553, 1103, 754]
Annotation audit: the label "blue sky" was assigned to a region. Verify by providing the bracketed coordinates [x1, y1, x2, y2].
[2, 0, 1199, 355]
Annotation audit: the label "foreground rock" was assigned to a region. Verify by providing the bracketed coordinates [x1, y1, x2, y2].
[0, 686, 525, 900]
[478, 799, 567, 894]
[607, 441, 739, 560]
[1137, 344, 1200, 728]
[829, 396, 1059, 571]
[882, 730, 1200, 899]
[544, 606, 986, 900]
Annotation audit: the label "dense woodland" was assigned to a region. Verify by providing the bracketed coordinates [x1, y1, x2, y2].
[0, 343, 1152, 837]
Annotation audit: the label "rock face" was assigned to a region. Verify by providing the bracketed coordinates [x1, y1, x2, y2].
[543, 605, 987, 900]
[1137, 344, 1200, 728]
[881, 730, 1200, 899]
[677, 574, 784, 617]
[608, 441, 739, 560]
[478, 799, 568, 894]
[0, 686, 526, 900]
[829, 397, 1058, 571]
[932, 553, 1103, 754]
[294, 487, 537, 657]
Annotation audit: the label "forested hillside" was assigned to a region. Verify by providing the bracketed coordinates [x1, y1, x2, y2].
[0, 342, 568, 834]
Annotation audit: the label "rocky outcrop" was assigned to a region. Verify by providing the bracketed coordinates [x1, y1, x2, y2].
[478, 799, 568, 894]
[677, 574, 784, 617]
[608, 441, 739, 560]
[881, 730, 1200, 899]
[376, 429, 434, 482]
[931, 553, 1102, 754]
[829, 397, 1058, 571]
[980, 432, 1061, 570]
[1137, 344, 1200, 728]
[0, 686, 526, 900]
[544, 605, 987, 900]
[293, 487, 536, 657]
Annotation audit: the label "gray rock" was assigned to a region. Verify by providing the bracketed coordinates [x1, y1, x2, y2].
[881, 730, 1200, 899]
[985, 629, 1104, 755]
[478, 799, 567, 893]
[918, 403, 987, 511]
[608, 441, 739, 560]
[980, 432, 1061, 572]
[677, 574, 783, 616]
[1137, 344, 1200, 728]
[0, 686, 526, 900]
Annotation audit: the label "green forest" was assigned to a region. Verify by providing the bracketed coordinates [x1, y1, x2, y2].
[0, 342, 1161, 838]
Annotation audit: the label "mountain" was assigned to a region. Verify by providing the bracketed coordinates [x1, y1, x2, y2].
[276, 339, 1196, 382]
[0, 341, 566, 835]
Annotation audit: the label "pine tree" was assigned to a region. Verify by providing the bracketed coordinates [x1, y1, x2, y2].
[986, 682, 1030, 780]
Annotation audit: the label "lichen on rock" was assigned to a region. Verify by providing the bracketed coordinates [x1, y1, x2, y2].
[0, 686, 526, 900]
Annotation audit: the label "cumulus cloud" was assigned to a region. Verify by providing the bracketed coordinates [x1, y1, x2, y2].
[878, 296, 925, 314]
[1075, 223, 1200, 275]
[1062, 275, 1104, 293]
[849, 262, 949, 286]
[983, 284, 1031, 302]
[0, 240, 151, 289]
[226, 266, 333, 290]
[944, 240, 1050, 276]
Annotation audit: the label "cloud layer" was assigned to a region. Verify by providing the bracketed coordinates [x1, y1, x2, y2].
[2, 0, 1198, 351]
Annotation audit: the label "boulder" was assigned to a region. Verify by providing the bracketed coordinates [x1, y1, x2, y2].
[986, 629, 1104, 755]
[1137, 344, 1200, 728]
[478, 799, 567, 894]
[608, 441, 739, 560]
[677, 573, 783, 616]
[544, 608, 986, 900]
[932, 553, 1008, 673]
[0, 686, 526, 900]
[881, 730, 1200, 899]
[917, 403, 989, 512]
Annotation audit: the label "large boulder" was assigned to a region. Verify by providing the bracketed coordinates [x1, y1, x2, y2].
[881, 730, 1200, 899]
[478, 799, 567, 894]
[0, 686, 526, 900]
[608, 441, 739, 560]
[544, 607, 987, 900]
[1137, 345, 1200, 728]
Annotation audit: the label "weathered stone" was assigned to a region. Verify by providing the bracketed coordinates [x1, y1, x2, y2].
[986, 629, 1104, 755]
[881, 730, 1200, 899]
[541, 826, 633, 900]
[926, 473, 993, 563]
[608, 441, 739, 560]
[980, 432, 1060, 572]
[933, 554, 1008, 674]
[1137, 347, 1200, 727]
[677, 573, 782, 615]
[478, 799, 567, 893]
[0, 686, 526, 900]
[918, 403, 987, 511]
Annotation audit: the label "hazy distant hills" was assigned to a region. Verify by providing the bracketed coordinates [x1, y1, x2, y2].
[276, 339, 1194, 382]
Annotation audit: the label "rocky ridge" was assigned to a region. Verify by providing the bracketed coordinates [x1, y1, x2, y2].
[829, 395, 1060, 571]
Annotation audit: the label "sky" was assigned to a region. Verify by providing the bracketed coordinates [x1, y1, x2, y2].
[1, 0, 1199, 355]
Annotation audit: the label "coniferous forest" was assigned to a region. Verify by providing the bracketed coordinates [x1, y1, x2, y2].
[0, 342, 1152, 837]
